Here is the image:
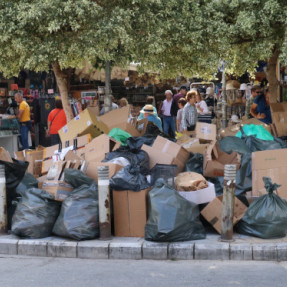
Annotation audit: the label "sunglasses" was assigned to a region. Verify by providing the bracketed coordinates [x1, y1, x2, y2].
[255, 91, 261, 94]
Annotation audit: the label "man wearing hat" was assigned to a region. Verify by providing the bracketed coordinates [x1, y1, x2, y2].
[141, 104, 162, 130]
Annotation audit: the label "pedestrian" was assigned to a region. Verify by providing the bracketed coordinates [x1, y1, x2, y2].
[141, 104, 162, 130]
[118, 97, 129, 108]
[138, 96, 157, 120]
[176, 98, 186, 132]
[195, 92, 212, 123]
[246, 85, 261, 118]
[250, 87, 272, 124]
[100, 96, 118, 115]
[46, 99, 67, 145]
[182, 90, 198, 131]
[15, 92, 31, 150]
[161, 90, 176, 137]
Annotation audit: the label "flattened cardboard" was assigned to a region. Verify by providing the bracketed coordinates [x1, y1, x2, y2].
[42, 180, 73, 201]
[270, 102, 287, 137]
[196, 122, 217, 142]
[201, 195, 247, 234]
[252, 149, 287, 199]
[203, 141, 240, 178]
[113, 188, 150, 237]
[83, 134, 121, 162]
[178, 182, 216, 204]
[82, 162, 123, 183]
[181, 137, 209, 155]
[25, 150, 44, 176]
[0, 147, 12, 163]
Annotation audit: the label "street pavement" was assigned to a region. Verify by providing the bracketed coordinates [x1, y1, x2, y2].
[0, 257, 287, 287]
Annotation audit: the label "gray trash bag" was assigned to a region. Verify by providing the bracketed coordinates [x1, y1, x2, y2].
[185, 153, 203, 174]
[110, 165, 150, 192]
[16, 173, 39, 196]
[52, 169, 99, 240]
[145, 179, 206, 242]
[237, 177, 287, 239]
[219, 136, 251, 155]
[11, 188, 61, 239]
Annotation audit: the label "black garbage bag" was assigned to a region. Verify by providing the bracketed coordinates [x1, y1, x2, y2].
[244, 135, 285, 152]
[185, 153, 203, 174]
[52, 169, 99, 240]
[110, 165, 150, 192]
[16, 173, 39, 196]
[145, 179, 206, 242]
[126, 136, 155, 149]
[11, 188, 61, 238]
[237, 177, 287, 239]
[103, 146, 150, 175]
[144, 122, 169, 139]
[219, 136, 251, 155]
[235, 153, 252, 195]
[206, 176, 224, 196]
[0, 159, 29, 229]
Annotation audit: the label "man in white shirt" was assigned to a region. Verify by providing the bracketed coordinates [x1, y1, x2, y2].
[161, 90, 176, 137]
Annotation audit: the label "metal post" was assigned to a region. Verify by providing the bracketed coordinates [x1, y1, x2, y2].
[0, 165, 7, 233]
[97, 166, 111, 240]
[221, 66, 228, 128]
[104, 60, 112, 114]
[221, 164, 236, 242]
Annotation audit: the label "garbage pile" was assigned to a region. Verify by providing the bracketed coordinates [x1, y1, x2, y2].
[1, 105, 287, 241]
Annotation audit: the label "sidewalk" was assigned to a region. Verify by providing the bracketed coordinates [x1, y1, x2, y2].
[1, 232, 287, 261]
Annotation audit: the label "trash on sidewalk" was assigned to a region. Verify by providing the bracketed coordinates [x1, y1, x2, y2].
[270, 102, 287, 137]
[237, 177, 287, 239]
[145, 179, 206, 242]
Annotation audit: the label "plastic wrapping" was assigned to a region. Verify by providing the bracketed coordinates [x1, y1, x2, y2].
[185, 153, 204, 174]
[53, 169, 99, 240]
[237, 177, 287, 239]
[109, 128, 131, 146]
[236, 124, 273, 141]
[11, 188, 61, 238]
[145, 179, 206, 242]
[110, 165, 150, 192]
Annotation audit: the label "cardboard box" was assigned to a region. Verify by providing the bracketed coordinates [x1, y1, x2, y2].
[0, 147, 12, 163]
[201, 195, 247, 234]
[181, 138, 209, 155]
[178, 182, 216, 204]
[82, 162, 123, 182]
[203, 141, 240, 178]
[252, 149, 287, 199]
[81, 134, 121, 162]
[270, 102, 287, 137]
[196, 122, 217, 142]
[219, 118, 272, 138]
[25, 150, 44, 176]
[113, 188, 150, 237]
[142, 136, 190, 173]
[42, 180, 73, 201]
[59, 108, 104, 143]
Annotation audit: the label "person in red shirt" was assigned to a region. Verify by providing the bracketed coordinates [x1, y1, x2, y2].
[47, 99, 67, 145]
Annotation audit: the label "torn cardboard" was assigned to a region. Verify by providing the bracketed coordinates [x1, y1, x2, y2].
[203, 141, 240, 178]
[270, 102, 287, 137]
[181, 137, 209, 155]
[113, 188, 150, 237]
[0, 147, 12, 163]
[252, 149, 287, 199]
[42, 181, 73, 201]
[201, 195, 247, 234]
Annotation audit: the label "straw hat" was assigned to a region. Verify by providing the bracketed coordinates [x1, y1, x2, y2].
[226, 80, 240, 90]
[141, 104, 155, 115]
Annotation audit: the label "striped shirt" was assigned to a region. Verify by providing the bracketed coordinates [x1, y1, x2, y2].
[182, 103, 197, 130]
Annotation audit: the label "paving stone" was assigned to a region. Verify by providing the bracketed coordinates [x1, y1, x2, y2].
[168, 242, 194, 260]
[18, 240, 48, 257]
[47, 241, 77, 258]
[109, 241, 143, 260]
[230, 243, 252, 260]
[194, 242, 229, 260]
[142, 241, 168, 260]
[0, 236, 18, 255]
[276, 243, 287, 261]
[253, 244, 277, 261]
[78, 240, 110, 259]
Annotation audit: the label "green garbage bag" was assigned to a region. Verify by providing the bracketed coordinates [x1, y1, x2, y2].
[237, 177, 287, 239]
[235, 124, 273, 141]
[109, 128, 131, 146]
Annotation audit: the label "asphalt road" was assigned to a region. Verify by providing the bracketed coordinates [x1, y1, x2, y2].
[0, 256, 287, 287]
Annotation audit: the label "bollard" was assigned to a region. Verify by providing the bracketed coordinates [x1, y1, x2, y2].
[0, 165, 7, 233]
[98, 166, 111, 240]
[221, 164, 236, 242]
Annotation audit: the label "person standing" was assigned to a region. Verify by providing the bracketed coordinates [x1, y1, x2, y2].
[141, 104, 162, 130]
[15, 92, 31, 150]
[246, 85, 261, 118]
[47, 99, 67, 145]
[182, 91, 198, 131]
[176, 98, 186, 132]
[161, 90, 176, 137]
[173, 86, 188, 117]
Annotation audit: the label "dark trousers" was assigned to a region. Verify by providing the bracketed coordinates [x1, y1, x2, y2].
[187, 125, 196, 131]
[50, 134, 61, 146]
[163, 116, 176, 138]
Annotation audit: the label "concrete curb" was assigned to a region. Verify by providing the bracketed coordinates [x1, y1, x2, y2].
[1, 234, 287, 261]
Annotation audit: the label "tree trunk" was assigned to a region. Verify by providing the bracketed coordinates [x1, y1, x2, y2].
[267, 49, 280, 103]
[52, 61, 74, 122]
[104, 61, 112, 113]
